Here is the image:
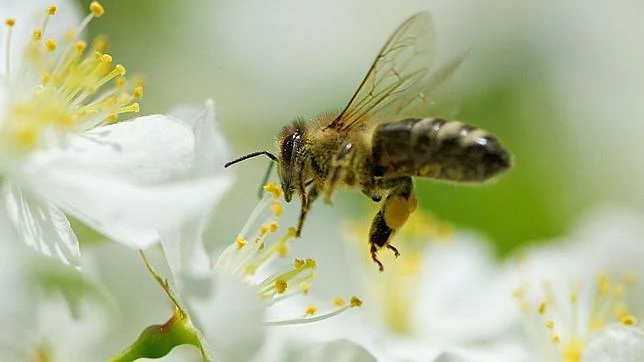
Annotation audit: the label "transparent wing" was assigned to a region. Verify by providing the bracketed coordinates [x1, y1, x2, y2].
[327, 12, 466, 132]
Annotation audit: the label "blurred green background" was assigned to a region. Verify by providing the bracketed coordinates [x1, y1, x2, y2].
[77, 0, 644, 256]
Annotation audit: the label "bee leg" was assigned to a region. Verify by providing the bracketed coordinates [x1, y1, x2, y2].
[296, 184, 319, 237]
[368, 177, 417, 271]
[325, 142, 354, 202]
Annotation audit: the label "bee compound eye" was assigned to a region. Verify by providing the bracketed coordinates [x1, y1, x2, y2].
[282, 133, 300, 162]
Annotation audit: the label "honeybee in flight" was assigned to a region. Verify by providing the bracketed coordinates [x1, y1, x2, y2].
[225, 12, 511, 271]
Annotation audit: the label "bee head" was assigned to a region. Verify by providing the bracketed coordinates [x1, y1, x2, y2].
[277, 121, 307, 202]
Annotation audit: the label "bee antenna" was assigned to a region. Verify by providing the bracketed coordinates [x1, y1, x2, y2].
[224, 151, 278, 168]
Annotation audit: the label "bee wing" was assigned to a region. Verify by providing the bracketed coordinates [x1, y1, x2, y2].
[328, 12, 461, 133]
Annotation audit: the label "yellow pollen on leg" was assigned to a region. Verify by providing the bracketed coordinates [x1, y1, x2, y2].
[383, 196, 413, 229]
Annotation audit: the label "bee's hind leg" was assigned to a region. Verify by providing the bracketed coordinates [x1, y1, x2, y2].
[368, 177, 417, 272]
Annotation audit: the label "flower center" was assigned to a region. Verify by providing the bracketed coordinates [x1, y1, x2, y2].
[0, 2, 141, 154]
[347, 210, 453, 335]
[515, 271, 639, 362]
[216, 182, 361, 326]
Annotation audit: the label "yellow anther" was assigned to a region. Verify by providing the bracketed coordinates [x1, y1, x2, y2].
[512, 289, 525, 300]
[260, 224, 269, 236]
[100, 54, 113, 63]
[5, 18, 15, 27]
[115, 64, 126, 75]
[236, 236, 247, 249]
[271, 202, 284, 217]
[128, 103, 140, 113]
[552, 335, 561, 344]
[90, 1, 105, 17]
[268, 222, 279, 233]
[75, 40, 87, 52]
[350, 296, 363, 308]
[275, 279, 287, 294]
[92, 34, 109, 52]
[570, 293, 577, 303]
[538, 302, 547, 315]
[304, 258, 317, 269]
[133, 84, 144, 98]
[263, 183, 284, 199]
[621, 314, 637, 327]
[294, 258, 305, 269]
[305, 305, 317, 316]
[47, 6, 58, 15]
[64, 29, 76, 42]
[32, 29, 43, 41]
[41, 72, 51, 84]
[545, 319, 554, 329]
[299, 282, 311, 294]
[287, 227, 297, 237]
[623, 272, 637, 285]
[44, 39, 57, 51]
[106, 113, 118, 124]
[115, 76, 126, 88]
[277, 242, 288, 257]
[333, 297, 345, 307]
[16, 127, 38, 150]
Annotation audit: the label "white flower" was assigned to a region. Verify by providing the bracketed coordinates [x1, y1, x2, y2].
[513, 205, 644, 362]
[140, 184, 361, 362]
[0, 2, 232, 269]
[266, 211, 523, 362]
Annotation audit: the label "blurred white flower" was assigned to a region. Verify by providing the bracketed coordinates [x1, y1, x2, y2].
[268, 212, 526, 362]
[513, 205, 644, 362]
[0, 2, 232, 269]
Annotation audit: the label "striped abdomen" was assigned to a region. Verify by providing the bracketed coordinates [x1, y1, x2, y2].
[371, 118, 511, 182]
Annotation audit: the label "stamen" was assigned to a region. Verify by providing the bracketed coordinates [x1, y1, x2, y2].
[4, 18, 15, 79]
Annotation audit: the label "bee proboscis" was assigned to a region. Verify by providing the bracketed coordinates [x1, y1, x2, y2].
[225, 12, 512, 271]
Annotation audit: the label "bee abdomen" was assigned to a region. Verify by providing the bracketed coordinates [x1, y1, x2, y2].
[371, 118, 511, 182]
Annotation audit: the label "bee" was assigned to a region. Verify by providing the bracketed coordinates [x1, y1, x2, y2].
[225, 12, 512, 271]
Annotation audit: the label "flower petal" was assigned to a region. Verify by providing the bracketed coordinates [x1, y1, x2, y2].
[301, 339, 377, 362]
[3, 181, 80, 268]
[185, 271, 266, 362]
[160, 100, 233, 279]
[17, 115, 231, 249]
[582, 324, 644, 362]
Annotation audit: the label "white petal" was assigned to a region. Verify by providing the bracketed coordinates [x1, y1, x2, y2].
[301, 339, 377, 362]
[3, 181, 80, 268]
[416, 233, 518, 344]
[186, 272, 266, 362]
[17, 114, 231, 249]
[27, 115, 196, 185]
[25, 166, 231, 248]
[582, 324, 644, 362]
[160, 100, 233, 279]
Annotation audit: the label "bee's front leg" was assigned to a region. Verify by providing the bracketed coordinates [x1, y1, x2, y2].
[368, 177, 417, 271]
[296, 184, 319, 237]
[325, 142, 355, 203]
